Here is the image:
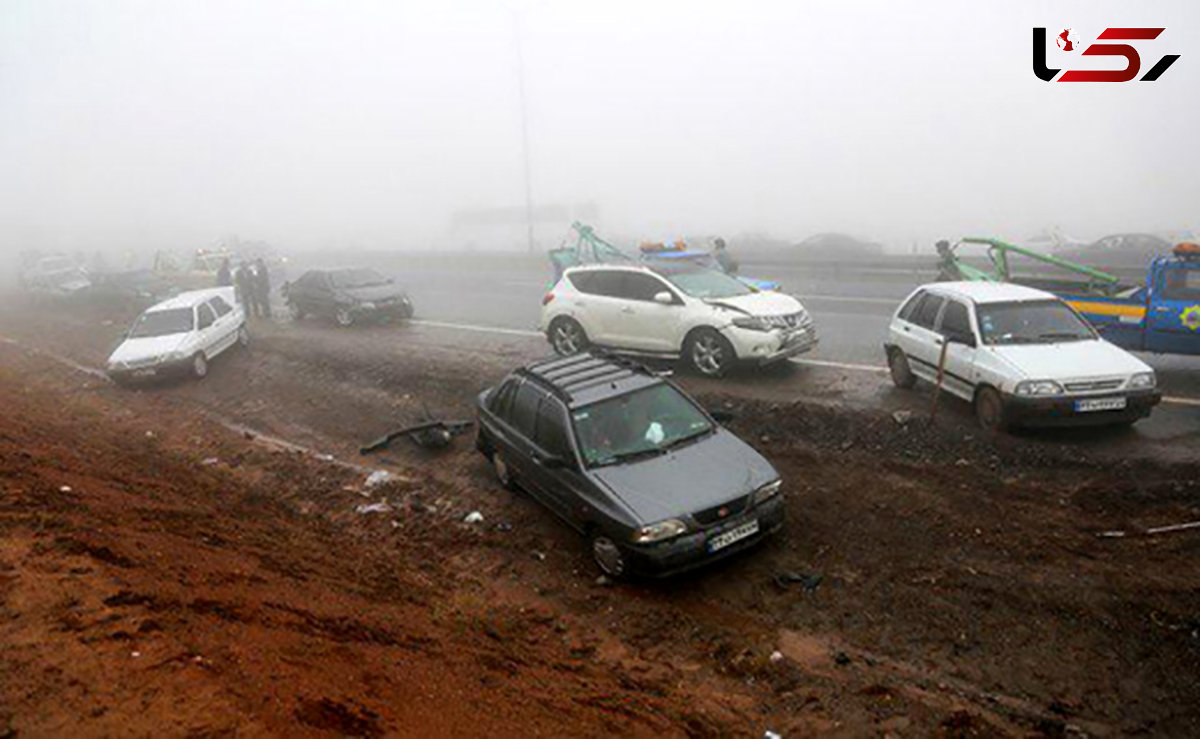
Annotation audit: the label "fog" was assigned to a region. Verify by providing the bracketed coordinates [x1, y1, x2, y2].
[2, 0, 1198, 257]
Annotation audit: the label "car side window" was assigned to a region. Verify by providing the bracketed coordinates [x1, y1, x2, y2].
[509, 382, 541, 440]
[1162, 268, 1200, 301]
[489, 379, 519, 418]
[535, 397, 572, 459]
[939, 300, 972, 338]
[619, 273, 673, 302]
[911, 294, 945, 330]
[196, 303, 216, 330]
[567, 272, 595, 294]
[573, 270, 623, 298]
[210, 296, 233, 317]
[898, 290, 926, 321]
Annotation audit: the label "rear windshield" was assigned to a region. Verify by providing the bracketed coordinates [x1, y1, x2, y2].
[660, 267, 752, 299]
[128, 308, 193, 338]
[331, 269, 388, 288]
[571, 384, 713, 468]
[976, 299, 1095, 345]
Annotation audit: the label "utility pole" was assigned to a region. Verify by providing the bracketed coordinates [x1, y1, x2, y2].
[513, 10, 535, 254]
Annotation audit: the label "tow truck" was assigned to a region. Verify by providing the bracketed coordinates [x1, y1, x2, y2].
[936, 237, 1200, 356]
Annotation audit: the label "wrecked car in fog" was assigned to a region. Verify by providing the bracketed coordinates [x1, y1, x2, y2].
[107, 287, 247, 384]
[19, 255, 91, 294]
[283, 268, 413, 326]
[476, 352, 784, 578]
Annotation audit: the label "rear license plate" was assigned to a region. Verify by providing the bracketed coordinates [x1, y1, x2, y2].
[1075, 397, 1126, 413]
[707, 519, 759, 553]
[132, 368, 157, 378]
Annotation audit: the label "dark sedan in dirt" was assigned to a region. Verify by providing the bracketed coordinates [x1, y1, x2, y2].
[475, 352, 785, 578]
[282, 268, 413, 326]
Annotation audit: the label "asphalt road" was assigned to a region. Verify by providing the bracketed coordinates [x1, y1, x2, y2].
[285, 252, 1200, 444]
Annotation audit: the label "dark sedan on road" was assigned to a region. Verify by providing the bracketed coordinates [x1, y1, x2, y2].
[282, 268, 413, 326]
[475, 352, 785, 578]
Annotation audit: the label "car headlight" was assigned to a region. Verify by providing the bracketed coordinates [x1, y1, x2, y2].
[732, 316, 770, 332]
[1128, 372, 1156, 389]
[1014, 380, 1065, 396]
[751, 479, 782, 506]
[632, 519, 687, 544]
[164, 350, 187, 363]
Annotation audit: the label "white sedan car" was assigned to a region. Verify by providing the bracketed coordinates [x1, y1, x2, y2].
[107, 287, 247, 384]
[540, 263, 817, 376]
[884, 281, 1161, 430]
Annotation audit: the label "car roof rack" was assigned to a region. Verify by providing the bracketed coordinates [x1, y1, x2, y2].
[519, 350, 657, 405]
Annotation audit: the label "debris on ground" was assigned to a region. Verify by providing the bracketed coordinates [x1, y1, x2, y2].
[463, 510, 484, 524]
[773, 571, 823, 592]
[364, 469, 392, 488]
[595, 575, 612, 587]
[355, 500, 392, 515]
[201, 457, 220, 466]
[360, 418, 474, 454]
[892, 410, 913, 425]
[769, 650, 784, 663]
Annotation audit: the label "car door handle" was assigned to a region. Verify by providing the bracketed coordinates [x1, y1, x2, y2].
[902, 326, 910, 333]
[620, 307, 635, 314]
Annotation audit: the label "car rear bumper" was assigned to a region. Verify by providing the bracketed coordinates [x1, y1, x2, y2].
[1002, 389, 1162, 427]
[624, 495, 786, 577]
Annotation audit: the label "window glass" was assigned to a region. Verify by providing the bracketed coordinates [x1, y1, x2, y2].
[911, 294, 944, 329]
[1162, 268, 1200, 301]
[196, 303, 216, 329]
[570, 384, 713, 468]
[331, 269, 388, 288]
[571, 270, 623, 298]
[615, 273, 670, 301]
[210, 296, 233, 317]
[128, 308, 193, 338]
[660, 267, 752, 299]
[509, 382, 541, 439]
[939, 301, 972, 337]
[976, 300, 1094, 345]
[898, 290, 926, 321]
[535, 398, 571, 458]
[489, 379, 518, 418]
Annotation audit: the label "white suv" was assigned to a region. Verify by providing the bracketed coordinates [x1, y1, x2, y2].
[884, 281, 1161, 430]
[540, 263, 817, 376]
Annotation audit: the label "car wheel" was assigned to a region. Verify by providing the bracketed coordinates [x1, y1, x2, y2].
[686, 328, 735, 377]
[888, 348, 916, 389]
[237, 325, 250, 348]
[191, 352, 208, 379]
[549, 317, 588, 356]
[974, 386, 1008, 432]
[492, 450, 515, 490]
[335, 307, 355, 327]
[590, 533, 627, 578]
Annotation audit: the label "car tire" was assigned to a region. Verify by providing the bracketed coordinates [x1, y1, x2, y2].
[492, 450, 515, 490]
[888, 348, 916, 389]
[549, 317, 588, 356]
[335, 307, 355, 327]
[974, 386, 1008, 432]
[237, 325, 250, 348]
[191, 352, 208, 379]
[686, 327, 735, 377]
[590, 532, 628, 579]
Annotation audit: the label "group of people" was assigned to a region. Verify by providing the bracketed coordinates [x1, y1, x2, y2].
[216, 258, 272, 318]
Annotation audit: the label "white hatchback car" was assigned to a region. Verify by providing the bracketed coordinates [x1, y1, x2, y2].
[107, 287, 247, 384]
[540, 263, 817, 376]
[884, 281, 1161, 430]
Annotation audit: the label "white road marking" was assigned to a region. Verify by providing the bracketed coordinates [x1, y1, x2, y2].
[797, 294, 900, 305]
[789, 357, 890, 374]
[408, 319, 543, 338]
[1163, 395, 1200, 408]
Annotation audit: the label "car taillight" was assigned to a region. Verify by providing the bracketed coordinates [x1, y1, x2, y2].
[542, 292, 555, 305]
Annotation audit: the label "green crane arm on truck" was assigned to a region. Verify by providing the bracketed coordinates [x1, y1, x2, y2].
[937, 236, 1121, 296]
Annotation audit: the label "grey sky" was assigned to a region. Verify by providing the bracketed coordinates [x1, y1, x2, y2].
[2, 0, 1198, 253]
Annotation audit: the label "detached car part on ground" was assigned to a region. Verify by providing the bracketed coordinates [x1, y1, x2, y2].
[106, 287, 248, 385]
[282, 268, 413, 327]
[884, 281, 1161, 430]
[476, 352, 784, 578]
[541, 263, 817, 377]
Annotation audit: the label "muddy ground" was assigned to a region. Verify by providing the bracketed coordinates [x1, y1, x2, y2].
[1, 297, 1199, 737]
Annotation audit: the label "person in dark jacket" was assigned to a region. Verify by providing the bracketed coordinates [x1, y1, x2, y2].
[216, 258, 233, 287]
[252, 258, 272, 318]
[712, 237, 739, 275]
[234, 263, 255, 315]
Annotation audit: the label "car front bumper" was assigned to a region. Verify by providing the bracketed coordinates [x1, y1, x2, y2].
[724, 325, 819, 365]
[623, 495, 786, 577]
[107, 357, 193, 384]
[1002, 389, 1162, 427]
[350, 298, 413, 319]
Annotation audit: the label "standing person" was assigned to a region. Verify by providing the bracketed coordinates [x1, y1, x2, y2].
[252, 258, 272, 318]
[712, 237, 739, 275]
[234, 262, 255, 315]
[216, 257, 232, 287]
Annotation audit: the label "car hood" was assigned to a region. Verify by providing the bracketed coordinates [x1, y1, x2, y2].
[108, 334, 189, 365]
[705, 290, 802, 316]
[990, 339, 1150, 379]
[339, 284, 408, 302]
[590, 429, 778, 524]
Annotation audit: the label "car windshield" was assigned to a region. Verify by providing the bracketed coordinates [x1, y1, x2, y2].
[976, 299, 1095, 345]
[571, 384, 714, 468]
[128, 308, 193, 338]
[40, 257, 76, 272]
[660, 267, 752, 299]
[331, 269, 389, 288]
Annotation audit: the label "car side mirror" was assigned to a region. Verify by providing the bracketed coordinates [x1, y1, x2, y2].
[653, 291, 675, 305]
[709, 409, 735, 423]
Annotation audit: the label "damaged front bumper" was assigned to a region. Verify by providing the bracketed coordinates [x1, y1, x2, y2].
[724, 324, 819, 365]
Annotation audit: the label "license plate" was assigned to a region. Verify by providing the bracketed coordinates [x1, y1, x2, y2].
[1075, 397, 1126, 412]
[707, 519, 759, 553]
[132, 368, 158, 377]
